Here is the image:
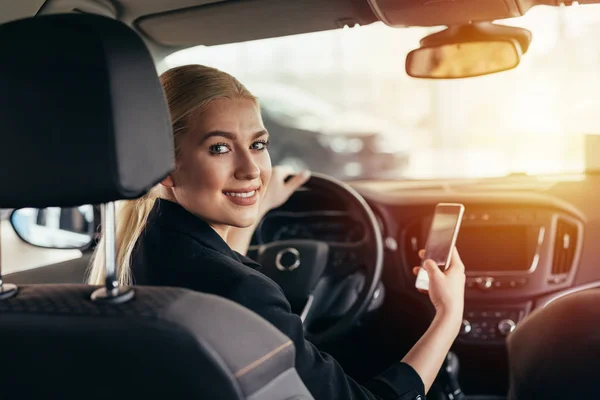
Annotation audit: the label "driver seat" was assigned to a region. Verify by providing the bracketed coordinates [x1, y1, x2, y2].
[0, 13, 312, 400]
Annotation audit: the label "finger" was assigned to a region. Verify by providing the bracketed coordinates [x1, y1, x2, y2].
[412, 266, 421, 276]
[418, 249, 425, 259]
[452, 247, 463, 263]
[422, 259, 444, 280]
[447, 247, 465, 274]
[274, 165, 295, 179]
[284, 170, 311, 191]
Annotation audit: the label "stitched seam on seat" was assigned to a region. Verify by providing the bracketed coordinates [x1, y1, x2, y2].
[233, 340, 293, 378]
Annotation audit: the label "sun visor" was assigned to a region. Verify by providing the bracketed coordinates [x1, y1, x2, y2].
[135, 0, 377, 47]
[366, 0, 544, 27]
[0, 14, 175, 208]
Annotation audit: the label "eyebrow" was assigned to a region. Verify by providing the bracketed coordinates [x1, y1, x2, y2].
[201, 130, 269, 143]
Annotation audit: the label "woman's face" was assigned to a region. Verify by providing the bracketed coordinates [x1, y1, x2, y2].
[164, 98, 272, 236]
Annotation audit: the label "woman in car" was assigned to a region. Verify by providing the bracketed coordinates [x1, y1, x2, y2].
[88, 64, 465, 400]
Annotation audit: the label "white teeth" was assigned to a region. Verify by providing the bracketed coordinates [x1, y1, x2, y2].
[225, 190, 256, 198]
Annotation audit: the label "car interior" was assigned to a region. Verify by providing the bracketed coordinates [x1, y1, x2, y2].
[3, 0, 600, 399]
[0, 12, 311, 400]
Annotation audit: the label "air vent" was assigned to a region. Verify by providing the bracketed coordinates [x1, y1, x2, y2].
[551, 218, 579, 276]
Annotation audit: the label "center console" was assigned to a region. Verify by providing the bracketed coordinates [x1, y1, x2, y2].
[458, 302, 532, 344]
[401, 204, 584, 345]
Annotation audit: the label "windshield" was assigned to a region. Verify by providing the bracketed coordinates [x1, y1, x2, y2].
[165, 5, 600, 181]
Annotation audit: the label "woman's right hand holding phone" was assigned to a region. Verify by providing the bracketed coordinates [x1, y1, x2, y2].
[404, 247, 466, 393]
[412, 247, 466, 330]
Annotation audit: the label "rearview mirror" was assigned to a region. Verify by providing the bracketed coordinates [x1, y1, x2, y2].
[406, 40, 520, 79]
[406, 23, 531, 79]
[10, 205, 96, 250]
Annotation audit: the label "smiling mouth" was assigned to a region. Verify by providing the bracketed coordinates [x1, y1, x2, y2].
[223, 190, 257, 198]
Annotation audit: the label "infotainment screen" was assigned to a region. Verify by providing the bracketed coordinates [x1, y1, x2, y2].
[456, 226, 531, 272]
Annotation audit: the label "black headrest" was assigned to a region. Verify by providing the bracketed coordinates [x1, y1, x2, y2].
[0, 14, 174, 208]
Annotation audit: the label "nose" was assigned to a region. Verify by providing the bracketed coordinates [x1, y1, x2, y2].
[234, 148, 261, 181]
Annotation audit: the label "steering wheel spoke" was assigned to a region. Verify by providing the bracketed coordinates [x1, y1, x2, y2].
[300, 277, 331, 327]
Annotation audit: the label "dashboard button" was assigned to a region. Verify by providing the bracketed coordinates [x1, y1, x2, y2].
[478, 277, 494, 290]
[548, 276, 567, 284]
[384, 237, 397, 251]
[460, 320, 472, 336]
[498, 319, 517, 336]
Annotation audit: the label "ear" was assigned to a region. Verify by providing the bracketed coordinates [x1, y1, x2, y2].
[160, 174, 175, 188]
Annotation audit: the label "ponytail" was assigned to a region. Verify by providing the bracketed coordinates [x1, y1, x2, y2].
[87, 190, 158, 285]
[87, 64, 257, 286]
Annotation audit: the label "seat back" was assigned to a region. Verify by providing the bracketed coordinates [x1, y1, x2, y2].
[0, 284, 311, 399]
[0, 13, 312, 399]
[507, 289, 600, 399]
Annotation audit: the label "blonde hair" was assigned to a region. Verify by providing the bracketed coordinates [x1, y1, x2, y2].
[87, 65, 257, 285]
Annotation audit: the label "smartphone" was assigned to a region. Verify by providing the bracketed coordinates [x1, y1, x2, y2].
[415, 203, 465, 291]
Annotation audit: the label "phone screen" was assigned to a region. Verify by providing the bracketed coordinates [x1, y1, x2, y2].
[425, 208, 463, 268]
[416, 204, 464, 291]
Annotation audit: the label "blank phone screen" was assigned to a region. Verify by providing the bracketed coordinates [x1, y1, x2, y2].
[424, 208, 462, 267]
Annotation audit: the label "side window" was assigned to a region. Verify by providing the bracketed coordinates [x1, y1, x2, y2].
[1, 207, 92, 275]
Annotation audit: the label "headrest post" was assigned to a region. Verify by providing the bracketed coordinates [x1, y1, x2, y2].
[90, 202, 134, 304]
[0, 209, 18, 300]
[103, 202, 117, 288]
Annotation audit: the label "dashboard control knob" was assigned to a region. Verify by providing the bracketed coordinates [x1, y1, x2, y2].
[460, 320, 472, 336]
[498, 319, 516, 336]
[478, 277, 494, 290]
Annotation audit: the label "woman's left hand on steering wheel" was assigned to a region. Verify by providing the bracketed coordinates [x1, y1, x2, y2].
[259, 165, 311, 218]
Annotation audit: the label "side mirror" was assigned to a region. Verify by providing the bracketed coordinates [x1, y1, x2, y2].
[406, 23, 532, 79]
[10, 205, 96, 250]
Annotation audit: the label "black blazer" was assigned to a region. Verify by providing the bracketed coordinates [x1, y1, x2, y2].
[131, 199, 425, 400]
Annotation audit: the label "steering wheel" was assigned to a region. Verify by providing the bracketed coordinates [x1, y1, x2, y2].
[248, 173, 384, 344]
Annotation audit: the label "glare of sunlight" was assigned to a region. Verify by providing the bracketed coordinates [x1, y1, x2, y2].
[163, 2, 600, 181]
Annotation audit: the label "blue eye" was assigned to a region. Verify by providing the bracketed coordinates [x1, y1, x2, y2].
[252, 140, 270, 151]
[209, 143, 230, 155]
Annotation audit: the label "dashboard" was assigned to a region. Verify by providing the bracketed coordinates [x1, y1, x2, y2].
[255, 178, 590, 350]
